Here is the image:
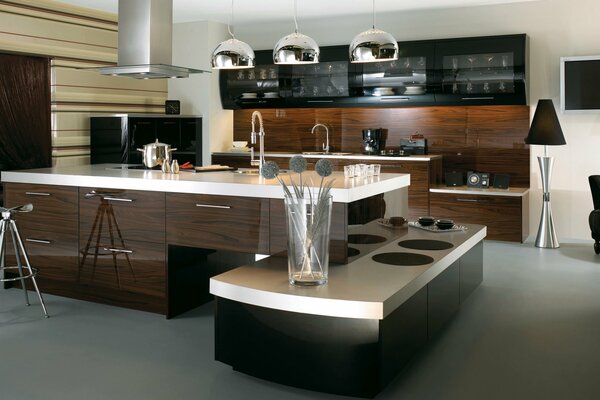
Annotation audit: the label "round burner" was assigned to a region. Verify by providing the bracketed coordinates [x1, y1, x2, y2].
[347, 247, 360, 257]
[348, 234, 387, 245]
[372, 252, 434, 266]
[398, 239, 454, 251]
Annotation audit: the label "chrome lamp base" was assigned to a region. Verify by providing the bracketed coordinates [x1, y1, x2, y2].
[535, 156, 559, 248]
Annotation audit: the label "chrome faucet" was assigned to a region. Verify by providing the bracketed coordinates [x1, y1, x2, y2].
[250, 111, 265, 170]
[311, 123, 330, 153]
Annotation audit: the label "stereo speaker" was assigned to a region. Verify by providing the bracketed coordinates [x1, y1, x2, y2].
[467, 172, 490, 188]
[493, 173, 511, 189]
[445, 171, 463, 187]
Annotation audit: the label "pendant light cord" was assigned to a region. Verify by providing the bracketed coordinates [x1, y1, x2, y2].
[293, 0, 299, 33]
[228, 0, 235, 38]
[372, 0, 376, 29]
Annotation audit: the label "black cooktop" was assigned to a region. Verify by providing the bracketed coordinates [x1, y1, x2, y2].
[398, 239, 454, 251]
[348, 234, 387, 245]
[372, 252, 434, 266]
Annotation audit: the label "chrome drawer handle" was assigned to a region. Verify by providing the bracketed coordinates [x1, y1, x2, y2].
[25, 192, 51, 196]
[195, 203, 232, 209]
[380, 97, 410, 101]
[461, 97, 494, 100]
[456, 198, 479, 202]
[104, 196, 134, 202]
[103, 247, 133, 254]
[26, 238, 52, 244]
[84, 191, 134, 202]
[307, 100, 334, 103]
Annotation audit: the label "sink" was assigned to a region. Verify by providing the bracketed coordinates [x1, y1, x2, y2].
[233, 168, 290, 175]
[301, 152, 354, 156]
[233, 168, 260, 175]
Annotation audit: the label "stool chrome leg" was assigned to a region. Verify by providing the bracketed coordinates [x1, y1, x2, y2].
[10, 220, 49, 318]
[9, 223, 31, 306]
[0, 220, 6, 283]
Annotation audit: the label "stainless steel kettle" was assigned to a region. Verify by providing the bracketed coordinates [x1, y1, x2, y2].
[137, 139, 177, 168]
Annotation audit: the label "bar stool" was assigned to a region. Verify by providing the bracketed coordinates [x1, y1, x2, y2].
[0, 204, 49, 317]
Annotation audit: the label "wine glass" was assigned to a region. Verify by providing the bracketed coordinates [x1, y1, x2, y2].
[466, 82, 473, 94]
[483, 82, 490, 93]
[467, 55, 476, 70]
[452, 57, 459, 72]
[486, 55, 495, 70]
[502, 55, 509, 69]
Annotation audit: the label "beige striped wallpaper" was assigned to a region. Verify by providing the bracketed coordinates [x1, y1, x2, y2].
[0, 0, 167, 166]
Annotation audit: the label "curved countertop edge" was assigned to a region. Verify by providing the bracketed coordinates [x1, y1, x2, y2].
[209, 281, 385, 320]
[210, 226, 487, 320]
[213, 152, 442, 162]
[1, 166, 410, 203]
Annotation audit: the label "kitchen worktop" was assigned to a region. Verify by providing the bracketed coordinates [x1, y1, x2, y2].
[1, 164, 410, 203]
[210, 222, 486, 320]
[212, 151, 442, 162]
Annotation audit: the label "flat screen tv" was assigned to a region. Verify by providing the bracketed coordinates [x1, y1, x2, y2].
[561, 56, 600, 111]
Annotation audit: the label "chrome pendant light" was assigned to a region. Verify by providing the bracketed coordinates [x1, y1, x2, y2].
[211, 0, 255, 69]
[349, 0, 398, 63]
[273, 0, 319, 64]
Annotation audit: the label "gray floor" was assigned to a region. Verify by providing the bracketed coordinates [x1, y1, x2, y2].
[1, 240, 599, 400]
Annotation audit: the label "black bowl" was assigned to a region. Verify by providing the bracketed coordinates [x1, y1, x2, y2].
[418, 216, 435, 226]
[435, 219, 455, 230]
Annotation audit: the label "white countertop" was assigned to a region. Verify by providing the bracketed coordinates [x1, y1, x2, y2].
[430, 185, 530, 197]
[1, 164, 410, 203]
[213, 151, 442, 162]
[210, 222, 486, 320]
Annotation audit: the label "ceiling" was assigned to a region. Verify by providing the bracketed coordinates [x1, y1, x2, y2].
[58, 0, 539, 24]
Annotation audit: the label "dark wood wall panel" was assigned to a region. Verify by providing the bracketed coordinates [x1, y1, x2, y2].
[233, 105, 530, 187]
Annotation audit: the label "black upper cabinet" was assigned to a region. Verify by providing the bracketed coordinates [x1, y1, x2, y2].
[219, 34, 527, 109]
[434, 34, 527, 105]
[354, 40, 436, 107]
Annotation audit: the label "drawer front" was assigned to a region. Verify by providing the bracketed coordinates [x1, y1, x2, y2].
[79, 188, 165, 245]
[166, 193, 270, 254]
[4, 229, 78, 283]
[429, 192, 522, 241]
[78, 238, 166, 297]
[4, 183, 78, 235]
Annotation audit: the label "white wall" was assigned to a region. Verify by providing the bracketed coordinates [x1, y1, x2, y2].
[233, 0, 600, 241]
[169, 21, 231, 166]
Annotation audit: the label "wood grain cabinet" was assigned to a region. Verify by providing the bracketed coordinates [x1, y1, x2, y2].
[166, 193, 270, 254]
[429, 190, 528, 242]
[78, 188, 166, 308]
[3, 183, 79, 283]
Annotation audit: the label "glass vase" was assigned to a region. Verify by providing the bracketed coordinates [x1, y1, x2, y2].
[284, 194, 333, 286]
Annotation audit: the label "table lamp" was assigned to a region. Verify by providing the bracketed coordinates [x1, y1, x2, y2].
[525, 99, 567, 248]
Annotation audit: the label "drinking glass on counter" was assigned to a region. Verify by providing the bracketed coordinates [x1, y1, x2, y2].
[343, 165, 355, 178]
[367, 165, 375, 176]
[373, 164, 381, 176]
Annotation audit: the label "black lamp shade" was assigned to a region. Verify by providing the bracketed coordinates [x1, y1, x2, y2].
[525, 99, 566, 145]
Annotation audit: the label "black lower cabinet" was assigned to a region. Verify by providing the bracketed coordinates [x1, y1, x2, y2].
[428, 260, 460, 339]
[460, 241, 484, 303]
[214, 240, 484, 398]
[215, 288, 427, 398]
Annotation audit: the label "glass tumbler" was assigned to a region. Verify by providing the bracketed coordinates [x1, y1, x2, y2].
[344, 165, 355, 178]
[373, 164, 381, 176]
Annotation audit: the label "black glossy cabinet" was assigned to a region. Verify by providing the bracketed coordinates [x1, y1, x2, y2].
[219, 34, 527, 109]
[90, 115, 202, 165]
[434, 34, 527, 105]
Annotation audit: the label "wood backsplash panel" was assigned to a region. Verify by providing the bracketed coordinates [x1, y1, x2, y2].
[233, 105, 530, 186]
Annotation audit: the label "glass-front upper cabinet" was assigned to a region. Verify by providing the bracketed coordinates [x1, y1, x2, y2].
[354, 41, 436, 106]
[434, 34, 527, 105]
[285, 45, 355, 107]
[219, 51, 285, 109]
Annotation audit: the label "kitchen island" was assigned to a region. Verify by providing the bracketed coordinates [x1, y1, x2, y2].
[211, 221, 486, 397]
[1, 164, 410, 317]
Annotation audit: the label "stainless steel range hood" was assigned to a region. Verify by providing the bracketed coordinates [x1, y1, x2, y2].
[99, 0, 208, 79]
